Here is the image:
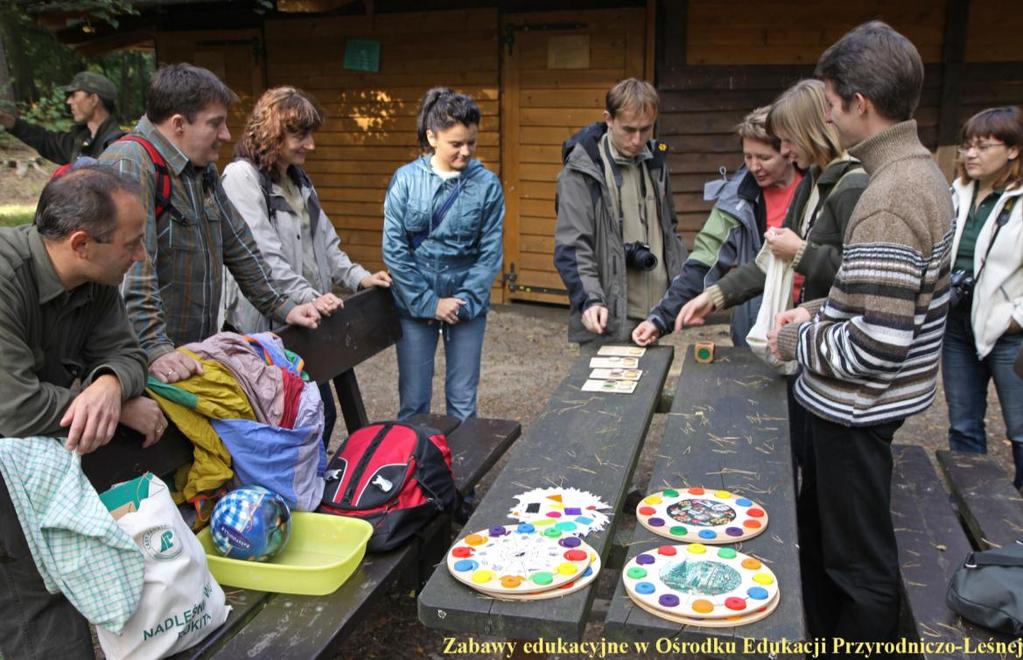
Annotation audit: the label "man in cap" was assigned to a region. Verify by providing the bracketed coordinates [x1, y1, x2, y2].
[0, 71, 125, 165]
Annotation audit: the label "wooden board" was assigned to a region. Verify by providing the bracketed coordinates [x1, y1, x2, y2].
[889, 445, 979, 659]
[603, 346, 805, 645]
[501, 8, 647, 306]
[418, 344, 674, 640]
[936, 450, 1023, 551]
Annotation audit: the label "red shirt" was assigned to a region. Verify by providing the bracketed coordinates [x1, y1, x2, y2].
[761, 173, 805, 303]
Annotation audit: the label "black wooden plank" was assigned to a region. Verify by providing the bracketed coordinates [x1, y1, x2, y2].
[937, 0, 969, 146]
[333, 369, 369, 434]
[171, 589, 271, 660]
[417, 345, 675, 641]
[277, 287, 402, 385]
[891, 445, 975, 659]
[937, 450, 1023, 550]
[208, 536, 421, 660]
[208, 416, 519, 659]
[408, 413, 463, 436]
[83, 426, 193, 493]
[604, 346, 804, 653]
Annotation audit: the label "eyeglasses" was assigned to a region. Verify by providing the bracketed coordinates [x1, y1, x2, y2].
[957, 141, 1007, 155]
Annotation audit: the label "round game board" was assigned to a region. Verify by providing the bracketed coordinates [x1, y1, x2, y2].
[447, 524, 591, 595]
[622, 543, 780, 620]
[479, 538, 602, 602]
[636, 487, 768, 543]
[627, 588, 779, 628]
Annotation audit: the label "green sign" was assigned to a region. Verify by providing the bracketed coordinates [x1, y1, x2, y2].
[344, 39, 380, 73]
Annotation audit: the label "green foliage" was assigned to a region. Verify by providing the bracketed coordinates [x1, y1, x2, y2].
[9, 1, 137, 28]
[0, 205, 35, 227]
[18, 88, 74, 131]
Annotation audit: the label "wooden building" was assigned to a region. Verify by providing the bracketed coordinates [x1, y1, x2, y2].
[45, 0, 1023, 306]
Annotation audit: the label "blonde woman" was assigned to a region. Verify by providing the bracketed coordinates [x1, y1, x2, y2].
[672, 79, 868, 468]
[221, 86, 391, 446]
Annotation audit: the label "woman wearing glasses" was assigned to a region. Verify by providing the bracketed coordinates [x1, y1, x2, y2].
[945, 106, 1023, 488]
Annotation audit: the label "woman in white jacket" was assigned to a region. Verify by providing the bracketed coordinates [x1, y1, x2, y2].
[222, 87, 391, 447]
[945, 106, 1023, 488]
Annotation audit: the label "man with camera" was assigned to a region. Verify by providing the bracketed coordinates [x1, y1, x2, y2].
[554, 79, 687, 343]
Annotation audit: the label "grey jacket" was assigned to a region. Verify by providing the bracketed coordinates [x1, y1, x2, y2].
[220, 159, 370, 333]
[553, 123, 687, 343]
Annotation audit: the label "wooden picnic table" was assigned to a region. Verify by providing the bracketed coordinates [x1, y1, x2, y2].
[603, 346, 803, 653]
[417, 343, 674, 641]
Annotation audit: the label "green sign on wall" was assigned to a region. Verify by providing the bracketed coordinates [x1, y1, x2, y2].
[344, 39, 381, 73]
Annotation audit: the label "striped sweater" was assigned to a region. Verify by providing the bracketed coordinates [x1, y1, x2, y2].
[776, 120, 953, 427]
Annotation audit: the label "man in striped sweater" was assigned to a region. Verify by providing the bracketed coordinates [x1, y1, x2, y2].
[767, 22, 953, 647]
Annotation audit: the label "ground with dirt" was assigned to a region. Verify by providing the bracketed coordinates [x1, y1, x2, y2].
[334, 302, 1012, 660]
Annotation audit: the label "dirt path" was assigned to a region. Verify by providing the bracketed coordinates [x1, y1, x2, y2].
[336, 302, 1013, 660]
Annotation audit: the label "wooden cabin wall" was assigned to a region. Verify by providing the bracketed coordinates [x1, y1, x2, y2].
[262, 9, 501, 277]
[660, 0, 1023, 249]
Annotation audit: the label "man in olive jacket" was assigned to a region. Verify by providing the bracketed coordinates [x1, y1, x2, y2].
[554, 79, 687, 343]
[0, 167, 166, 659]
[0, 72, 124, 165]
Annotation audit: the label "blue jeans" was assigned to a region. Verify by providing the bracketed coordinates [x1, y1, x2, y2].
[943, 306, 1023, 485]
[396, 315, 487, 421]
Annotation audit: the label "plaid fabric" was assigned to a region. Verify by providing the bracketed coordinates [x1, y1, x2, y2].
[100, 116, 296, 362]
[0, 437, 144, 634]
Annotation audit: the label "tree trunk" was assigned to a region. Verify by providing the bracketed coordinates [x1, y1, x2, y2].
[0, 6, 37, 103]
[0, 10, 15, 110]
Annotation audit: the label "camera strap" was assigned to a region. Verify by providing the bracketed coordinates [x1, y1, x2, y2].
[974, 195, 1017, 284]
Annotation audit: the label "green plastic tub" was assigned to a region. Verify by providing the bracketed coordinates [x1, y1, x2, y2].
[197, 512, 373, 596]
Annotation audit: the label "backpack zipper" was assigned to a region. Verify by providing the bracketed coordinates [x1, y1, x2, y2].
[341, 423, 393, 507]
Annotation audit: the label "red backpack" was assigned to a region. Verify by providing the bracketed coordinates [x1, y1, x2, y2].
[319, 421, 459, 552]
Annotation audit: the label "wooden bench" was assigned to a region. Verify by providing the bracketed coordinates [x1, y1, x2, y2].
[417, 343, 674, 641]
[82, 287, 521, 659]
[891, 446, 1015, 658]
[602, 346, 805, 646]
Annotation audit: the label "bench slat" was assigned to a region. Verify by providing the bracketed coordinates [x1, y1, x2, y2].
[891, 445, 977, 659]
[417, 345, 675, 641]
[207, 416, 519, 659]
[936, 449, 1023, 550]
[83, 427, 193, 493]
[603, 346, 805, 643]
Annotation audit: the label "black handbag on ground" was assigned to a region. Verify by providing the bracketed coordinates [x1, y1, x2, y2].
[947, 540, 1023, 634]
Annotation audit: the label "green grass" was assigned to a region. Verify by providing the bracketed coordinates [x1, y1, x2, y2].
[0, 205, 35, 227]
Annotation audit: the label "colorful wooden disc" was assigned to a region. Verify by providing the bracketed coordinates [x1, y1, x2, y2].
[622, 543, 780, 620]
[446, 524, 590, 595]
[627, 588, 779, 628]
[636, 487, 768, 544]
[479, 544, 602, 602]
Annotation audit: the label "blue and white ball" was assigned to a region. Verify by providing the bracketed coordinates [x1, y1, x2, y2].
[211, 485, 291, 561]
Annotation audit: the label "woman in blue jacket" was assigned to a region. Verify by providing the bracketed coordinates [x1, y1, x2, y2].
[383, 88, 505, 420]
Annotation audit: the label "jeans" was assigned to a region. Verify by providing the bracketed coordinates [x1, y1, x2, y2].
[396, 315, 487, 421]
[942, 306, 1023, 486]
[798, 412, 904, 649]
[0, 474, 93, 660]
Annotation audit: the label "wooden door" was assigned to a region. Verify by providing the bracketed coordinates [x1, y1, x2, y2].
[500, 8, 648, 304]
[155, 30, 266, 172]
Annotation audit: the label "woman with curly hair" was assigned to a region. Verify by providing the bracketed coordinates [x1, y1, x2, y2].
[222, 86, 391, 446]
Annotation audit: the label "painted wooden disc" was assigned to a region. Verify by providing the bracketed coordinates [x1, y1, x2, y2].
[478, 544, 602, 601]
[627, 587, 779, 627]
[446, 523, 590, 595]
[622, 543, 780, 619]
[636, 487, 768, 544]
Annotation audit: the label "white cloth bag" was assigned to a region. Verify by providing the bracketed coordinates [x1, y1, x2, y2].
[97, 475, 230, 660]
[745, 250, 799, 375]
